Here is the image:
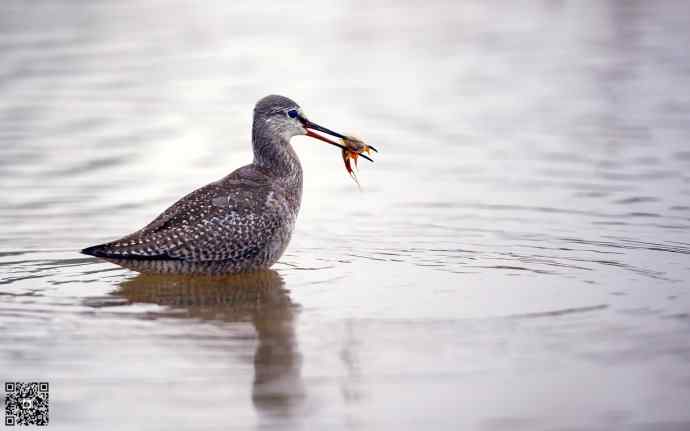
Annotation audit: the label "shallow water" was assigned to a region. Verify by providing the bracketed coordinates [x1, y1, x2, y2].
[2, 0, 690, 429]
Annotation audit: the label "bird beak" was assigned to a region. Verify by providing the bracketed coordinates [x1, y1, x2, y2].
[298, 115, 349, 150]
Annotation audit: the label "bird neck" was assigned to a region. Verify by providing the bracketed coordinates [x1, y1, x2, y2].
[252, 124, 303, 181]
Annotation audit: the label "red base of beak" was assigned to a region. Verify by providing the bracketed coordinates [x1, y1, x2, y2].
[305, 129, 345, 149]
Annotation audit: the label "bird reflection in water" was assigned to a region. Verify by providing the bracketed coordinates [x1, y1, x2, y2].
[114, 269, 305, 419]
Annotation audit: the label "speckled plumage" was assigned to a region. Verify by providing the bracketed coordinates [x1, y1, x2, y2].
[82, 95, 306, 274]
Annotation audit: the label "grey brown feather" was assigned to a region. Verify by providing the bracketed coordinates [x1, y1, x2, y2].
[82, 95, 306, 274]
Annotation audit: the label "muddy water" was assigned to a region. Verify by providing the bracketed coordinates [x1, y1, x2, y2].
[1, 0, 690, 429]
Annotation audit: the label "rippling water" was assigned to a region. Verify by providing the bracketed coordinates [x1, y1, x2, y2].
[2, 0, 690, 429]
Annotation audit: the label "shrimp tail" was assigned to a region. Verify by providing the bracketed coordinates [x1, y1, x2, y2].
[342, 149, 353, 174]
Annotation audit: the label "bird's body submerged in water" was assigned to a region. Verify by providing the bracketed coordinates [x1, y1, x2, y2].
[82, 95, 353, 274]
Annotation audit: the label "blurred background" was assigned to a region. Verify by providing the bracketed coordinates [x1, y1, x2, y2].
[1, 0, 690, 430]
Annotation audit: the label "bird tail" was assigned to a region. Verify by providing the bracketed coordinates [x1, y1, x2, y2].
[81, 243, 178, 261]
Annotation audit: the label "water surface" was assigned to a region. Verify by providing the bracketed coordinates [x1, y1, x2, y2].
[2, 1, 690, 429]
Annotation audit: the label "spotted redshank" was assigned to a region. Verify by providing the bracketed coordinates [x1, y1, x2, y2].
[82, 95, 353, 274]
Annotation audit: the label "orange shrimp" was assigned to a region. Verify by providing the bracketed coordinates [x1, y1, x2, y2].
[340, 136, 377, 185]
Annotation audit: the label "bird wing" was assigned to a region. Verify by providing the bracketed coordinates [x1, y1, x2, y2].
[82, 177, 287, 262]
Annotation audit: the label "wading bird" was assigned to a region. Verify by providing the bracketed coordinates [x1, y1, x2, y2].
[82, 95, 371, 274]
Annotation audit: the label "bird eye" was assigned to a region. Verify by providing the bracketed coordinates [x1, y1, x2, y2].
[287, 109, 298, 119]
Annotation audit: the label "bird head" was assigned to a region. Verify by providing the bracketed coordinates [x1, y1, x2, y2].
[253, 95, 348, 149]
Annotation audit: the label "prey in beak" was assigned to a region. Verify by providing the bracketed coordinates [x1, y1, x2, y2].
[297, 114, 378, 185]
